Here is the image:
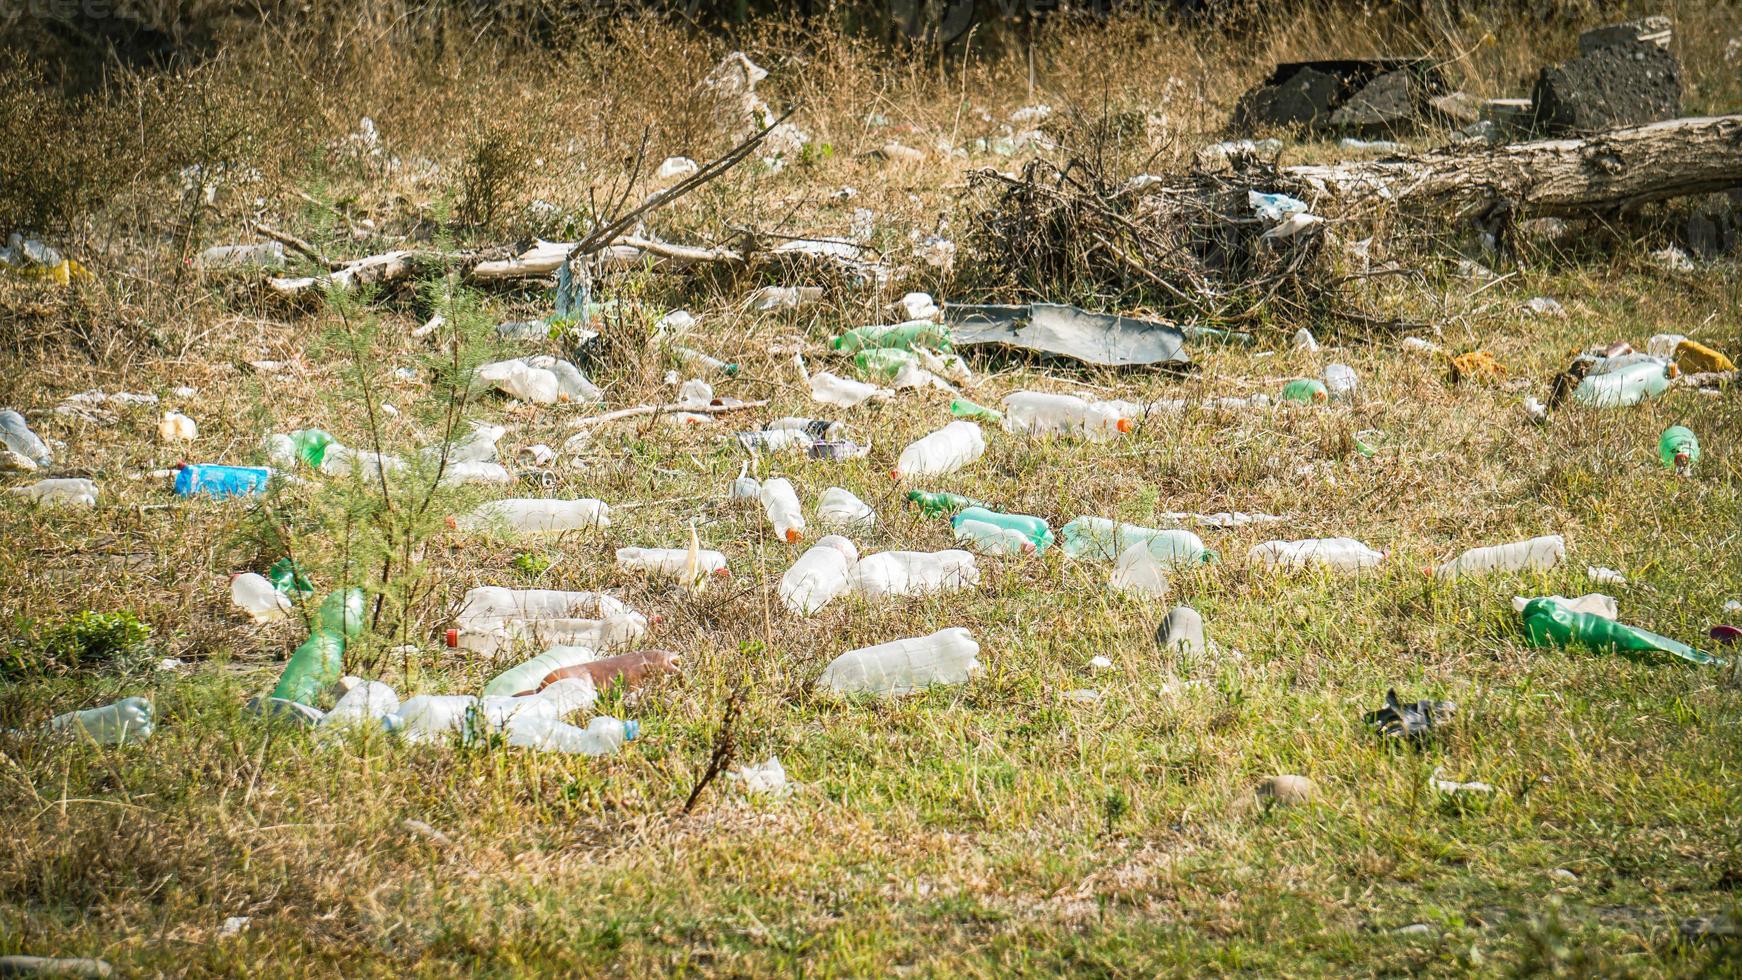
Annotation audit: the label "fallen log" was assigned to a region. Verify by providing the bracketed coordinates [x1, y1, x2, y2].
[1281, 114, 1742, 217]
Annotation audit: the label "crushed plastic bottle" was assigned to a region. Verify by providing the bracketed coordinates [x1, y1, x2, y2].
[737, 429, 814, 454]
[799, 358, 892, 408]
[231, 572, 292, 623]
[905, 490, 984, 517]
[1291, 328, 1320, 352]
[1251, 190, 1310, 223]
[1109, 542, 1171, 598]
[506, 714, 638, 755]
[759, 477, 806, 543]
[1572, 359, 1673, 407]
[1432, 535, 1564, 579]
[0, 409, 53, 466]
[1659, 426, 1699, 472]
[1280, 379, 1329, 403]
[892, 421, 984, 480]
[10, 478, 98, 506]
[1521, 597, 1723, 666]
[1057, 517, 1214, 565]
[747, 285, 823, 311]
[451, 498, 611, 534]
[953, 518, 1036, 556]
[832, 320, 952, 353]
[766, 417, 843, 440]
[816, 627, 981, 696]
[950, 506, 1053, 552]
[175, 464, 270, 499]
[950, 398, 1003, 422]
[616, 546, 729, 581]
[318, 679, 401, 730]
[423, 423, 505, 465]
[817, 487, 876, 527]
[673, 345, 740, 377]
[849, 549, 980, 599]
[1001, 392, 1131, 440]
[476, 356, 602, 404]
[780, 535, 860, 614]
[396, 695, 479, 743]
[49, 697, 154, 744]
[1324, 363, 1358, 400]
[1249, 537, 1383, 572]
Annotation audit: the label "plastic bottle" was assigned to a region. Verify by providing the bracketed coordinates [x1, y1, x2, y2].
[396, 695, 479, 743]
[317, 680, 401, 730]
[896, 292, 938, 321]
[175, 464, 271, 499]
[1249, 537, 1384, 571]
[950, 398, 1003, 422]
[905, 490, 983, 517]
[269, 588, 364, 706]
[817, 487, 876, 527]
[892, 421, 984, 480]
[673, 345, 740, 377]
[1057, 517, 1214, 565]
[49, 697, 154, 744]
[616, 546, 729, 580]
[276, 429, 334, 468]
[267, 558, 313, 596]
[1659, 425, 1699, 471]
[231, 572, 292, 623]
[1324, 364, 1358, 400]
[849, 549, 980, 599]
[507, 714, 639, 755]
[832, 320, 952, 353]
[1, 409, 53, 465]
[953, 518, 1036, 556]
[484, 646, 600, 698]
[438, 461, 511, 486]
[853, 348, 920, 380]
[1520, 597, 1722, 666]
[10, 478, 98, 506]
[950, 506, 1054, 552]
[1432, 535, 1564, 579]
[815, 627, 981, 696]
[451, 498, 611, 534]
[1001, 392, 1131, 440]
[1647, 333, 1688, 358]
[804, 367, 892, 408]
[748, 285, 823, 311]
[729, 464, 761, 501]
[542, 649, 682, 694]
[766, 417, 843, 440]
[1281, 379, 1329, 403]
[453, 588, 633, 626]
[425, 424, 505, 465]
[198, 241, 286, 268]
[476, 357, 602, 405]
[737, 429, 814, 453]
[780, 535, 860, 614]
[318, 446, 403, 480]
[1572, 360, 1673, 407]
[759, 477, 806, 543]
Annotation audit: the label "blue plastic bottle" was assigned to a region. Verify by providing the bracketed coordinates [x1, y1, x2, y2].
[175, 464, 271, 499]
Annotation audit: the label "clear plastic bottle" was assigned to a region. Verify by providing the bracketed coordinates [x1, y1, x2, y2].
[1109, 542, 1171, 598]
[1058, 517, 1213, 565]
[1249, 537, 1384, 571]
[451, 498, 611, 534]
[198, 241, 286, 268]
[780, 535, 860, 614]
[452, 588, 634, 631]
[849, 549, 980, 599]
[729, 463, 761, 500]
[231, 572, 292, 623]
[953, 518, 1036, 556]
[478, 678, 601, 732]
[1432, 535, 1564, 579]
[10, 478, 98, 506]
[674, 345, 740, 378]
[950, 506, 1053, 552]
[1573, 360, 1673, 407]
[795, 355, 892, 408]
[747, 285, 823, 311]
[396, 695, 479, 743]
[0, 408, 53, 465]
[757, 477, 806, 543]
[476, 357, 602, 405]
[766, 417, 843, 440]
[424, 423, 505, 464]
[175, 464, 270, 499]
[438, 460, 511, 486]
[49, 697, 154, 744]
[737, 429, 814, 453]
[318, 680, 401, 730]
[892, 421, 984, 480]
[1324, 363, 1358, 400]
[452, 613, 649, 656]
[815, 627, 981, 696]
[1001, 392, 1131, 440]
[1647, 333, 1688, 358]
[506, 714, 639, 755]
[616, 546, 729, 580]
[816, 487, 876, 527]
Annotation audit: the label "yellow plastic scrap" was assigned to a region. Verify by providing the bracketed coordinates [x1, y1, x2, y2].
[1675, 339, 1735, 375]
[4, 258, 91, 286]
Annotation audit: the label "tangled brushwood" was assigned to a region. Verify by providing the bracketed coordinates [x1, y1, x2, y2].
[962, 155, 1364, 331]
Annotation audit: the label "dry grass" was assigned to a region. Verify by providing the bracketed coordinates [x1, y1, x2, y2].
[3, 4, 1742, 975]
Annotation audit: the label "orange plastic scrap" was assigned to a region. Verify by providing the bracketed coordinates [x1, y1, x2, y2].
[1675, 339, 1735, 375]
[1448, 350, 1506, 384]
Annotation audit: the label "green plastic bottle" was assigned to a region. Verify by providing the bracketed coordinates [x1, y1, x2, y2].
[950, 398, 1003, 422]
[266, 558, 314, 596]
[905, 490, 983, 517]
[317, 588, 367, 637]
[1281, 379, 1329, 403]
[1520, 597, 1723, 666]
[951, 506, 1055, 552]
[832, 322, 952, 354]
[1658, 425, 1699, 471]
[270, 630, 346, 706]
[288, 429, 333, 467]
[853, 348, 918, 379]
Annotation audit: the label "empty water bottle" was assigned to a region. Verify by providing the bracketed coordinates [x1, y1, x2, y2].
[953, 518, 1035, 556]
[892, 421, 984, 480]
[729, 463, 761, 500]
[175, 464, 271, 499]
[950, 398, 1003, 422]
[1432, 535, 1564, 579]
[616, 546, 730, 581]
[451, 498, 611, 534]
[507, 714, 639, 755]
[1249, 537, 1383, 572]
[950, 506, 1053, 552]
[49, 697, 154, 744]
[1324, 364, 1358, 400]
[231, 572, 292, 623]
[760, 477, 806, 543]
[816, 487, 876, 527]
[1573, 360, 1673, 407]
[797, 355, 892, 408]
[737, 429, 814, 453]
[396, 695, 480, 743]
[815, 627, 980, 696]
[1521, 597, 1722, 666]
[1109, 542, 1171, 598]
[1058, 517, 1213, 565]
[319, 680, 401, 730]
[850, 549, 979, 599]
[780, 535, 860, 614]
[270, 588, 365, 706]
[673, 345, 740, 377]
[0, 409, 52, 465]
[1002, 392, 1131, 440]
[10, 478, 97, 506]
[766, 417, 843, 440]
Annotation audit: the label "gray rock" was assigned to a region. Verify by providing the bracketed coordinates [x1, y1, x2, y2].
[1254, 774, 1317, 806]
[1532, 37, 1681, 134]
[1329, 70, 1418, 136]
[1578, 16, 1672, 55]
[1234, 67, 1342, 130]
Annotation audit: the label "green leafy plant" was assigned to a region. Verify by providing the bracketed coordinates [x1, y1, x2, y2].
[7, 610, 155, 679]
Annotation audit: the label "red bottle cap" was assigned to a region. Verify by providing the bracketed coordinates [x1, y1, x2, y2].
[445, 629, 458, 648]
